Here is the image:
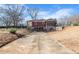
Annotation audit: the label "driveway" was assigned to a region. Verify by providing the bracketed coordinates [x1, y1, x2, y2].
[0, 32, 74, 54]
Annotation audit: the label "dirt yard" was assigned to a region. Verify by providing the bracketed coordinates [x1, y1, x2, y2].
[48, 26, 79, 53]
[0, 26, 79, 54]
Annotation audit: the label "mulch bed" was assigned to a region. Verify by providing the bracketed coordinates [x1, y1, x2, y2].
[0, 29, 29, 47]
[0, 33, 18, 47]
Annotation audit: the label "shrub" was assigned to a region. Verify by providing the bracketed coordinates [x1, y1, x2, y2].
[10, 28, 17, 34]
[27, 28, 32, 32]
[73, 23, 79, 26]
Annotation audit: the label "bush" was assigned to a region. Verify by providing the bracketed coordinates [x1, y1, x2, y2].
[10, 28, 17, 34]
[73, 23, 79, 26]
[27, 28, 32, 32]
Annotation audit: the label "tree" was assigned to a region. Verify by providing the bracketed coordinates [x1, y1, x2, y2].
[0, 16, 12, 27]
[70, 14, 79, 23]
[27, 8, 39, 20]
[57, 16, 72, 26]
[67, 14, 79, 26]
[0, 4, 25, 27]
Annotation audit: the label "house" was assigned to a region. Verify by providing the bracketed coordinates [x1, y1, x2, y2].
[27, 19, 57, 31]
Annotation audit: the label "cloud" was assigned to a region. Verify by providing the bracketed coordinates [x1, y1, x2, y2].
[43, 8, 74, 19]
[37, 11, 50, 19]
[24, 8, 75, 23]
[28, 8, 74, 20]
[25, 11, 50, 20]
[25, 16, 32, 20]
[52, 8, 74, 18]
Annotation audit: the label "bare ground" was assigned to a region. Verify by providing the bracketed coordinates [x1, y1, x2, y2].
[48, 26, 79, 53]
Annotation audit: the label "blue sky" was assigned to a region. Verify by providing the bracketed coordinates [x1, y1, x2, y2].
[0, 4, 79, 25]
[25, 4, 79, 20]
[26, 4, 79, 13]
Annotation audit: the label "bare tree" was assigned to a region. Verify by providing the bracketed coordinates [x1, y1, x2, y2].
[57, 16, 73, 26]
[70, 14, 79, 22]
[66, 14, 79, 26]
[0, 4, 25, 27]
[0, 16, 12, 27]
[27, 8, 39, 20]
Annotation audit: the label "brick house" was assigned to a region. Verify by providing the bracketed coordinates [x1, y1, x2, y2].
[27, 19, 57, 31]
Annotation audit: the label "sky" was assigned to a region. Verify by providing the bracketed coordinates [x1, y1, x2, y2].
[0, 4, 79, 25]
[25, 4, 79, 20]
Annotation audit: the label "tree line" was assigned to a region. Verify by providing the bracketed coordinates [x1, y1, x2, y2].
[0, 4, 39, 28]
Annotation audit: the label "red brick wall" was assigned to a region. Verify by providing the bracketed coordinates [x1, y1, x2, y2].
[32, 21, 46, 27]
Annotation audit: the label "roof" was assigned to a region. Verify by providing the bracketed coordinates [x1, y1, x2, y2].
[27, 19, 57, 22]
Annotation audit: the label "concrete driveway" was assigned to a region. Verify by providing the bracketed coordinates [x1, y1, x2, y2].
[0, 32, 74, 54]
